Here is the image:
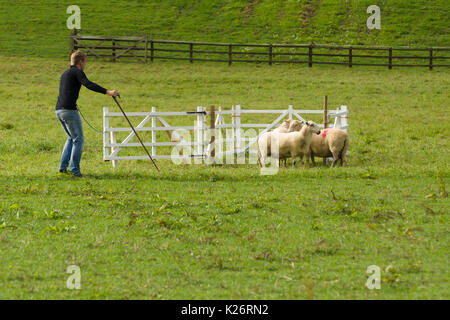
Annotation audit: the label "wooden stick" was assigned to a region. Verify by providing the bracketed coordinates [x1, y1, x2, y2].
[112, 97, 160, 172]
[323, 95, 328, 129]
[323, 95, 328, 166]
[210, 105, 215, 159]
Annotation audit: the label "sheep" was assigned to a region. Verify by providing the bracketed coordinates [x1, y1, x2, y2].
[288, 120, 303, 132]
[269, 121, 321, 168]
[258, 119, 307, 167]
[308, 128, 349, 167]
[257, 119, 291, 167]
[273, 119, 292, 134]
[258, 121, 320, 167]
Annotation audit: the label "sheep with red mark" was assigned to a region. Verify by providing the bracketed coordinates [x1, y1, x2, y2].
[309, 128, 349, 167]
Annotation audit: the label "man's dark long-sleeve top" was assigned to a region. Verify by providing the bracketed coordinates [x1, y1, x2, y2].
[56, 65, 107, 110]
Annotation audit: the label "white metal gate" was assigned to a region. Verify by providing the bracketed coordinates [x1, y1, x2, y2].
[103, 105, 348, 166]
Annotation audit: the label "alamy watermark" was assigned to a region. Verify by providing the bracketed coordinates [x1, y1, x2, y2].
[366, 265, 381, 290]
[66, 5, 81, 30]
[66, 265, 81, 290]
[367, 5, 381, 30]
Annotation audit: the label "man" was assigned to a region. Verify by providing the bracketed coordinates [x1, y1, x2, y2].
[55, 50, 119, 177]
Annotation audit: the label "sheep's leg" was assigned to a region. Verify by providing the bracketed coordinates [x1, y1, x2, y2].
[331, 150, 340, 168]
[310, 153, 316, 166]
[299, 155, 304, 167]
[305, 154, 310, 168]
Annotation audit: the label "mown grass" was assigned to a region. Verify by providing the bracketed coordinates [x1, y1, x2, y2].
[0, 0, 449, 59]
[0, 57, 449, 299]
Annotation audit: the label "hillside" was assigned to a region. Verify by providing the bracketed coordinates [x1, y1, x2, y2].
[0, 0, 449, 58]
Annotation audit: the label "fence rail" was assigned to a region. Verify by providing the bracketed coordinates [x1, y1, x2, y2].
[70, 31, 450, 69]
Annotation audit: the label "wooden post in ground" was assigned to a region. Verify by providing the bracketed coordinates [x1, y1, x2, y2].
[388, 48, 392, 69]
[144, 36, 148, 63]
[228, 44, 232, 66]
[189, 43, 193, 63]
[269, 44, 273, 65]
[150, 40, 154, 62]
[112, 40, 116, 62]
[323, 95, 328, 166]
[429, 49, 433, 70]
[349, 47, 352, 68]
[308, 44, 313, 67]
[208, 105, 216, 164]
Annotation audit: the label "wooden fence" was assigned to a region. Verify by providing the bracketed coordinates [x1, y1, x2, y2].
[70, 31, 450, 69]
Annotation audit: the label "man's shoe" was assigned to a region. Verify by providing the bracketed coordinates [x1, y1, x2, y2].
[73, 173, 83, 178]
[58, 169, 69, 175]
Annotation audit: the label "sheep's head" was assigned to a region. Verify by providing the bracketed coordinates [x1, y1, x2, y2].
[280, 119, 292, 129]
[288, 120, 303, 132]
[304, 121, 321, 135]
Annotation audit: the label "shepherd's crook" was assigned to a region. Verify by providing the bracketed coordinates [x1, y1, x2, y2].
[112, 96, 160, 172]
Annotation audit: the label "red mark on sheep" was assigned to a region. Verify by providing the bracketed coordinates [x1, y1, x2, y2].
[321, 129, 329, 138]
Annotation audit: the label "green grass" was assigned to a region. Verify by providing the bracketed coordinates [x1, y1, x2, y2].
[0, 56, 449, 299]
[0, 0, 449, 59]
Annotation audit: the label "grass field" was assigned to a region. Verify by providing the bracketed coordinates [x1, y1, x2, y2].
[0, 0, 449, 59]
[0, 56, 448, 299]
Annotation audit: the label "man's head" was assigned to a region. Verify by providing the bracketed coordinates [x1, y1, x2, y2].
[71, 50, 87, 70]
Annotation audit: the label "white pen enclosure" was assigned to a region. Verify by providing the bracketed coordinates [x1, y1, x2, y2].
[102, 105, 348, 166]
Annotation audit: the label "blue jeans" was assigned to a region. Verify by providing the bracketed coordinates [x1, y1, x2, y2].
[56, 109, 84, 175]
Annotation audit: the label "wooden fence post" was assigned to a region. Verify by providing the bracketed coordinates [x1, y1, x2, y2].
[323, 95, 328, 165]
[308, 44, 313, 67]
[388, 48, 392, 69]
[112, 40, 116, 62]
[228, 44, 232, 66]
[150, 40, 154, 62]
[429, 48, 433, 70]
[144, 36, 148, 63]
[349, 47, 352, 68]
[189, 43, 193, 63]
[269, 44, 273, 65]
[209, 105, 215, 163]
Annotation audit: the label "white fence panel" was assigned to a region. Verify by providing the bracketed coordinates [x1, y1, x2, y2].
[103, 105, 348, 166]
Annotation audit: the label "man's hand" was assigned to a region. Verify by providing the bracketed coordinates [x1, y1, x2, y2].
[107, 90, 120, 97]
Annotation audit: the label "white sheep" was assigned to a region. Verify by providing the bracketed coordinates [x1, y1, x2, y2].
[288, 120, 303, 132]
[274, 121, 321, 167]
[309, 128, 349, 167]
[259, 121, 321, 167]
[257, 119, 291, 167]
